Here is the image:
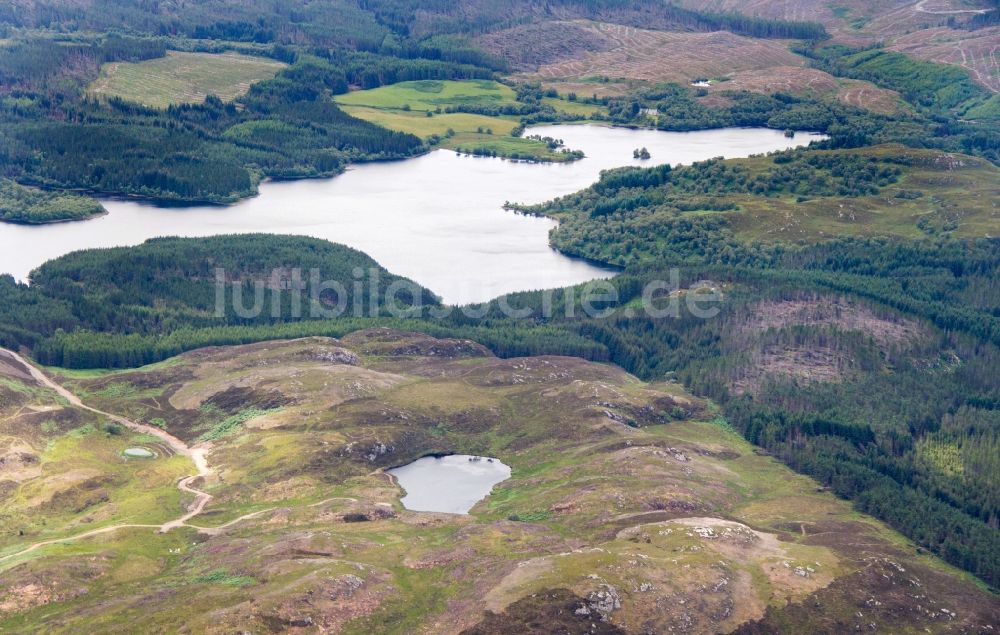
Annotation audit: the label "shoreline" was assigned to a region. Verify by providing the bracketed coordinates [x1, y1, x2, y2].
[3, 121, 629, 218]
[0, 207, 109, 227]
[4, 122, 822, 221]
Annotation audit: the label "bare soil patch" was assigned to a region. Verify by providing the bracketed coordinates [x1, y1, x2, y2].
[515, 21, 806, 83]
[0, 351, 33, 383]
[724, 295, 925, 395]
[891, 25, 1000, 93]
[731, 346, 850, 395]
[837, 79, 907, 114]
[742, 296, 924, 350]
[476, 21, 617, 71]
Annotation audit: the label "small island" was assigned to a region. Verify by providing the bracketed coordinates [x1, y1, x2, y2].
[0, 180, 106, 225]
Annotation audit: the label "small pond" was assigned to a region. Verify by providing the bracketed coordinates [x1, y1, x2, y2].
[122, 447, 156, 458]
[388, 454, 511, 514]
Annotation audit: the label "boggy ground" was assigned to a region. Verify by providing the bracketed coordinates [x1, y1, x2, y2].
[0, 330, 996, 633]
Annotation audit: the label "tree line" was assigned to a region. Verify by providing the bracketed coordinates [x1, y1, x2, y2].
[0, 42, 442, 203]
[0, 179, 105, 224]
[4, 231, 1000, 587]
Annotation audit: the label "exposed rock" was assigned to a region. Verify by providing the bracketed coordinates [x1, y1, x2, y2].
[461, 588, 627, 635]
[0, 451, 38, 468]
[588, 584, 622, 621]
[340, 439, 395, 463]
[329, 574, 364, 599]
[311, 347, 360, 366]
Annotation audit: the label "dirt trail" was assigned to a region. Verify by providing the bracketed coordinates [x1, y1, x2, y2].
[0, 348, 214, 563]
[186, 497, 363, 536]
[0, 351, 395, 564]
[0, 524, 162, 561]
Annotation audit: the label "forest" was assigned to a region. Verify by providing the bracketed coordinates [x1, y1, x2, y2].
[0, 178, 105, 223]
[0, 39, 453, 203]
[0, 234, 438, 352]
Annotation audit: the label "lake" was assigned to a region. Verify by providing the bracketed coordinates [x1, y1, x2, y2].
[0, 125, 824, 304]
[388, 454, 512, 514]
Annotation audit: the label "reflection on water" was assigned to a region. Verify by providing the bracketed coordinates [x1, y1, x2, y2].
[388, 454, 511, 514]
[0, 125, 825, 304]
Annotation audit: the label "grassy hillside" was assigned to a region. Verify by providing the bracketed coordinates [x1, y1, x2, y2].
[520, 144, 1000, 267]
[728, 146, 1000, 242]
[0, 333, 995, 632]
[0, 352, 191, 549]
[87, 51, 287, 109]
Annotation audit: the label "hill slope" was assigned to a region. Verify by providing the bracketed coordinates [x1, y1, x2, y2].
[678, 0, 1000, 92]
[0, 332, 996, 632]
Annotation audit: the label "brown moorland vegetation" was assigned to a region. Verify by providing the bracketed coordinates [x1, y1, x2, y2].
[704, 66, 907, 114]
[0, 332, 997, 632]
[507, 21, 807, 84]
[680, 0, 1000, 92]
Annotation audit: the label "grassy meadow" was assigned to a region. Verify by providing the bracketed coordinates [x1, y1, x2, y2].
[334, 79, 520, 112]
[336, 79, 601, 161]
[87, 50, 287, 109]
[0, 386, 191, 554]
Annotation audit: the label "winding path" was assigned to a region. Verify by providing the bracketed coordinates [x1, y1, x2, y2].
[0, 348, 214, 563]
[0, 350, 392, 564]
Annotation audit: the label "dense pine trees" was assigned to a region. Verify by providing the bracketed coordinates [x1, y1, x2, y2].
[0, 179, 105, 224]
